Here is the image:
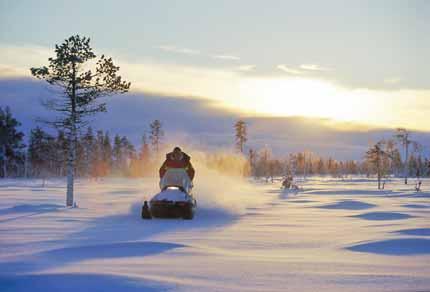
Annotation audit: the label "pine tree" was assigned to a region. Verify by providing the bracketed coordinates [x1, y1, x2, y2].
[112, 134, 123, 174]
[139, 134, 151, 176]
[0, 106, 25, 177]
[28, 127, 56, 179]
[234, 120, 247, 153]
[149, 120, 163, 154]
[31, 35, 130, 206]
[81, 127, 95, 177]
[55, 131, 69, 176]
[102, 132, 112, 176]
[120, 136, 135, 174]
[140, 134, 150, 163]
[91, 130, 105, 178]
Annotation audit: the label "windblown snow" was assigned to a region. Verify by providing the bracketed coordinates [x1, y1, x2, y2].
[1, 176, 429, 291]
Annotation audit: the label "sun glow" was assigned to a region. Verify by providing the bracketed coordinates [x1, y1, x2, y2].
[231, 77, 430, 131]
[236, 78, 375, 122]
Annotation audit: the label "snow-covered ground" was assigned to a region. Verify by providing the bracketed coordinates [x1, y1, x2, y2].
[1, 176, 429, 291]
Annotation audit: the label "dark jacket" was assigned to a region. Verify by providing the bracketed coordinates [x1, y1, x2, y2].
[159, 152, 195, 180]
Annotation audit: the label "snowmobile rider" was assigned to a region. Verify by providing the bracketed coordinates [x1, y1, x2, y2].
[159, 147, 195, 181]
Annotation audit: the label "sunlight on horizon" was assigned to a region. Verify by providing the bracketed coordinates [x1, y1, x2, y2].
[1, 44, 430, 132]
[238, 78, 366, 120]
[225, 77, 428, 131]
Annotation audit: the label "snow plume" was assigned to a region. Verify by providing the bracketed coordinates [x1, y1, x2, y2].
[192, 161, 267, 217]
[168, 147, 268, 216]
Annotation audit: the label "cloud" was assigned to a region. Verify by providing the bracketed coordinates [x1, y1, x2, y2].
[237, 65, 256, 72]
[277, 64, 331, 75]
[4, 77, 430, 160]
[299, 64, 331, 72]
[0, 45, 53, 78]
[276, 64, 304, 75]
[384, 77, 401, 84]
[211, 54, 240, 61]
[2, 44, 430, 133]
[155, 45, 241, 62]
[0, 44, 241, 104]
[155, 45, 200, 55]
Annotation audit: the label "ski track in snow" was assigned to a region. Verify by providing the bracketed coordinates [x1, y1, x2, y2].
[0, 177, 430, 291]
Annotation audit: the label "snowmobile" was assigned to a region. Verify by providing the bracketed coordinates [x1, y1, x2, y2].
[142, 168, 196, 220]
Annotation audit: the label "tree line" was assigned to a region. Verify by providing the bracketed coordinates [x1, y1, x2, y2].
[2, 106, 429, 185]
[0, 107, 165, 180]
[234, 120, 430, 184]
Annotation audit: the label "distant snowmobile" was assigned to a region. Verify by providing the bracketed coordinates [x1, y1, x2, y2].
[142, 168, 196, 220]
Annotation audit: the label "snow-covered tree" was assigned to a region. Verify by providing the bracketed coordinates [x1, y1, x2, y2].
[31, 35, 130, 206]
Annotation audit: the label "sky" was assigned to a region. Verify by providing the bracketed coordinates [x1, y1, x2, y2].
[2, 78, 430, 160]
[0, 0, 429, 157]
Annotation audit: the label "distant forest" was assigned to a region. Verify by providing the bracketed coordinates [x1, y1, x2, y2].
[1, 106, 429, 181]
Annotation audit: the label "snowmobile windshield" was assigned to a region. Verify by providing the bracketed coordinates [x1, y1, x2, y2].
[159, 168, 193, 193]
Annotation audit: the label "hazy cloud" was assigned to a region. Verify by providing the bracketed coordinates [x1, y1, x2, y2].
[277, 65, 304, 75]
[384, 77, 401, 84]
[155, 45, 241, 62]
[237, 65, 256, 72]
[156, 45, 200, 55]
[211, 54, 240, 61]
[300, 64, 331, 72]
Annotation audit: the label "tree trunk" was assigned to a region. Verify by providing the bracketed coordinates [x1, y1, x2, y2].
[24, 152, 28, 178]
[66, 135, 75, 206]
[377, 172, 381, 189]
[2, 145, 7, 178]
[66, 62, 77, 207]
[303, 153, 306, 181]
[404, 143, 409, 184]
[377, 156, 381, 190]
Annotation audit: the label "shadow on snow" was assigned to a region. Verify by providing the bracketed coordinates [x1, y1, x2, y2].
[0, 204, 64, 223]
[394, 228, 430, 236]
[350, 211, 414, 221]
[347, 238, 430, 255]
[317, 200, 376, 210]
[0, 273, 167, 292]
